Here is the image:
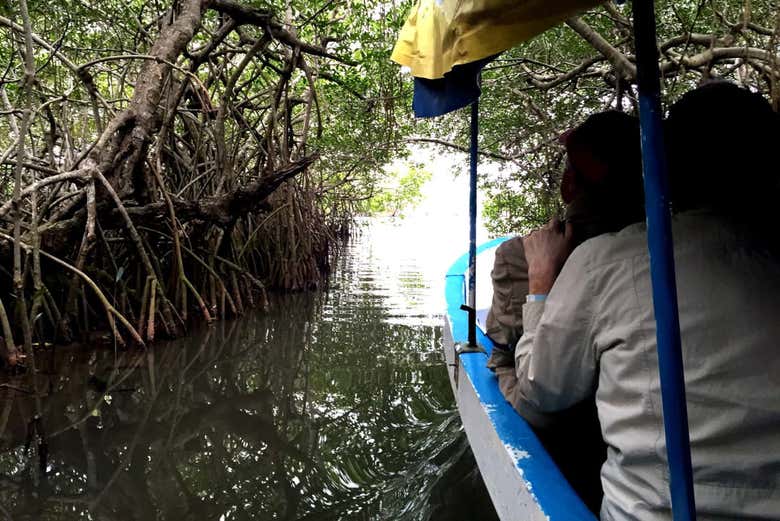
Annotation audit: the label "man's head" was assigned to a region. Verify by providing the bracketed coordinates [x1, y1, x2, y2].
[666, 81, 779, 212]
[559, 111, 644, 240]
[560, 111, 643, 205]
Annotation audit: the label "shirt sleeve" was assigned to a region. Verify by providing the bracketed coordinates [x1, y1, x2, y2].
[513, 245, 599, 426]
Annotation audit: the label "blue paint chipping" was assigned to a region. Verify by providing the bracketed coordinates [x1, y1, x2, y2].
[446, 239, 596, 521]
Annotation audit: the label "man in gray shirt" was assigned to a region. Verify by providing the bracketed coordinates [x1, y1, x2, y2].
[516, 82, 780, 519]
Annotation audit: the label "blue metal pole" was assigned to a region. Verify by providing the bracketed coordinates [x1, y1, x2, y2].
[467, 100, 478, 347]
[632, 2, 696, 520]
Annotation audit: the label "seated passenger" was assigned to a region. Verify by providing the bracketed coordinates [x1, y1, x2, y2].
[485, 111, 645, 513]
[486, 110, 644, 390]
[514, 81, 780, 520]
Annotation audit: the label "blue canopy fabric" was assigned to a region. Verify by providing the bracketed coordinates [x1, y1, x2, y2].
[412, 55, 496, 118]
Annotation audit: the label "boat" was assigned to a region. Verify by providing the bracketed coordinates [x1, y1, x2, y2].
[398, 1, 700, 520]
[443, 238, 596, 521]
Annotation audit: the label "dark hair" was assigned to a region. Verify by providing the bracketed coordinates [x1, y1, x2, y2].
[565, 110, 642, 186]
[666, 81, 779, 212]
[563, 111, 644, 221]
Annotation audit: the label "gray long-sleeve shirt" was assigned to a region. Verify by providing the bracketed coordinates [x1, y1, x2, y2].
[514, 209, 780, 520]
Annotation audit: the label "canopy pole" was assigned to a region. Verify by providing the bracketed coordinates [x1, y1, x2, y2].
[632, 2, 696, 520]
[466, 100, 478, 347]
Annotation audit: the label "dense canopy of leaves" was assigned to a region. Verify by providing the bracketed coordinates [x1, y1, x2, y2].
[407, 0, 780, 234]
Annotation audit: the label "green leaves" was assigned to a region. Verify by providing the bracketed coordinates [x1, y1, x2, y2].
[363, 163, 432, 218]
[398, 0, 780, 234]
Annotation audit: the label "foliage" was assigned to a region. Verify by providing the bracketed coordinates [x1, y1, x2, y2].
[0, 0, 416, 354]
[284, 0, 417, 222]
[406, 0, 780, 235]
[481, 174, 564, 235]
[363, 163, 432, 217]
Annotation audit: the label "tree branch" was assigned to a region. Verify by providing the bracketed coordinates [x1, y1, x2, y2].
[522, 56, 606, 89]
[566, 16, 637, 81]
[661, 46, 780, 74]
[210, 0, 356, 65]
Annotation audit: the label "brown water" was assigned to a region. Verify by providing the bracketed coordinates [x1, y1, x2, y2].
[0, 218, 498, 521]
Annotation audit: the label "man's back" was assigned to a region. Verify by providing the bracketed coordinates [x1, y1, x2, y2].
[580, 210, 780, 519]
[513, 83, 780, 520]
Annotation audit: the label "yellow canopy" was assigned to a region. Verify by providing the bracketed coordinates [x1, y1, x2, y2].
[391, 0, 605, 80]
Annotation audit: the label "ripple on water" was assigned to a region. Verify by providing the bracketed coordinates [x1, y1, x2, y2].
[0, 217, 497, 521]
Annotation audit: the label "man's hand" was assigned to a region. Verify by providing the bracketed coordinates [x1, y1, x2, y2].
[522, 218, 575, 294]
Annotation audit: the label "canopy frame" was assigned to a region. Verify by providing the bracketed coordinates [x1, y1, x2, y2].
[632, 1, 696, 519]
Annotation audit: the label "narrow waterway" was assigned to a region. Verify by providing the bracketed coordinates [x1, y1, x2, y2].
[0, 217, 499, 521]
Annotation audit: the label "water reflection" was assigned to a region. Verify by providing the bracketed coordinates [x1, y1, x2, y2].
[0, 219, 497, 520]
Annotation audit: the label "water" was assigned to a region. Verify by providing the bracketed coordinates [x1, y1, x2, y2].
[0, 217, 499, 521]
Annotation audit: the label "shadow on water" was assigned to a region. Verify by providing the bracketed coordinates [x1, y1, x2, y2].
[0, 220, 499, 521]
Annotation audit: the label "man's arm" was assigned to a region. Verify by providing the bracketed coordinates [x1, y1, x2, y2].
[511, 220, 599, 426]
[486, 237, 529, 373]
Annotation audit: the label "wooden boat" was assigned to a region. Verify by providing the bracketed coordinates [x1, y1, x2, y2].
[443, 237, 596, 521]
